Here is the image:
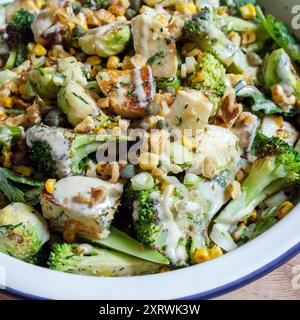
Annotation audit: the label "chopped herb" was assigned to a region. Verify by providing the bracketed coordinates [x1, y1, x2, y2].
[147, 50, 166, 65]
[120, 82, 131, 87]
[176, 116, 183, 126]
[72, 92, 88, 104]
[165, 38, 171, 45]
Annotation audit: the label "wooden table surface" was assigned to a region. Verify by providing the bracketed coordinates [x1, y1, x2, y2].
[1, 254, 300, 300]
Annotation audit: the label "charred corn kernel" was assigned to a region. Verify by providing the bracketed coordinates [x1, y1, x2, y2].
[276, 116, 284, 128]
[67, 22, 76, 31]
[228, 31, 241, 46]
[277, 201, 294, 219]
[87, 55, 101, 66]
[240, 4, 256, 19]
[176, 3, 197, 14]
[106, 56, 120, 69]
[2, 96, 13, 108]
[3, 151, 13, 168]
[242, 30, 256, 44]
[45, 179, 56, 194]
[33, 44, 47, 56]
[193, 71, 204, 83]
[12, 165, 33, 177]
[140, 5, 151, 13]
[194, 247, 210, 264]
[138, 152, 160, 171]
[209, 245, 223, 259]
[159, 266, 170, 273]
[217, 6, 228, 15]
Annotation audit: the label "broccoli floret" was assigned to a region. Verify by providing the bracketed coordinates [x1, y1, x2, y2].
[215, 137, 300, 227]
[257, 6, 300, 63]
[0, 202, 49, 261]
[48, 243, 163, 276]
[191, 53, 226, 96]
[125, 180, 209, 266]
[26, 125, 118, 178]
[82, 0, 109, 9]
[5, 9, 35, 68]
[183, 7, 250, 73]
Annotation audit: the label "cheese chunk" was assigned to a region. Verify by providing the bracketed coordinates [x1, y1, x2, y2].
[96, 66, 155, 118]
[189, 125, 241, 176]
[41, 176, 123, 239]
[131, 13, 178, 78]
[165, 89, 213, 132]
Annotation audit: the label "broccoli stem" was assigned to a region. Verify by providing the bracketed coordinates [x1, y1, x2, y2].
[4, 51, 16, 70]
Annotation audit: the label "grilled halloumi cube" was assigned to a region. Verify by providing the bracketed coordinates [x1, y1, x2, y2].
[189, 125, 241, 177]
[261, 115, 299, 146]
[165, 89, 213, 132]
[41, 176, 123, 240]
[131, 13, 178, 78]
[96, 66, 155, 118]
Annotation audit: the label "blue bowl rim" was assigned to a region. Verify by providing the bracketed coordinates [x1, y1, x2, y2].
[2, 241, 300, 300]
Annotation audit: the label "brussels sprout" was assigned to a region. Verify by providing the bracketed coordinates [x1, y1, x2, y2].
[263, 49, 300, 99]
[57, 57, 88, 86]
[78, 22, 131, 58]
[23, 67, 61, 99]
[57, 82, 100, 126]
[0, 202, 50, 261]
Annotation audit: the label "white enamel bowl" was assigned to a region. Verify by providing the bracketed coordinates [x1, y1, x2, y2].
[0, 0, 300, 300]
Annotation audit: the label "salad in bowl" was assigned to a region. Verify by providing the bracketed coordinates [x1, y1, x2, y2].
[0, 0, 299, 282]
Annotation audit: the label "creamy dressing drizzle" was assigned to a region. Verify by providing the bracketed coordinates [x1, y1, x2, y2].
[53, 176, 123, 217]
[133, 69, 148, 108]
[277, 52, 294, 95]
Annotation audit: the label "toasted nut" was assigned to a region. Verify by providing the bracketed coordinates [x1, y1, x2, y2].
[202, 156, 218, 179]
[272, 84, 296, 110]
[91, 187, 107, 204]
[3, 151, 13, 168]
[160, 266, 170, 273]
[226, 180, 241, 200]
[235, 169, 246, 183]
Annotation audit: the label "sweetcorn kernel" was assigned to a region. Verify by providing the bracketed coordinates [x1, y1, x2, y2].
[194, 247, 210, 264]
[33, 44, 47, 56]
[242, 30, 256, 45]
[138, 152, 160, 171]
[175, 3, 197, 14]
[240, 4, 256, 19]
[2, 96, 13, 108]
[217, 6, 228, 15]
[12, 165, 33, 177]
[87, 56, 101, 66]
[228, 31, 241, 46]
[45, 179, 56, 194]
[209, 245, 223, 259]
[193, 71, 204, 83]
[106, 56, 120, 69]
[67, 22, 76, 31]
[277, 201, 294, 220]
[159, 266, 170, 273]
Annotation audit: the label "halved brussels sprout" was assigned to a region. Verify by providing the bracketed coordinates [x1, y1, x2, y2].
[0, 202, 50, 261]
[23, 67, 62, 99]
[57, 57, 88, 87]
[78, 22, 131, 57]
[57, 82, 100, 126]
